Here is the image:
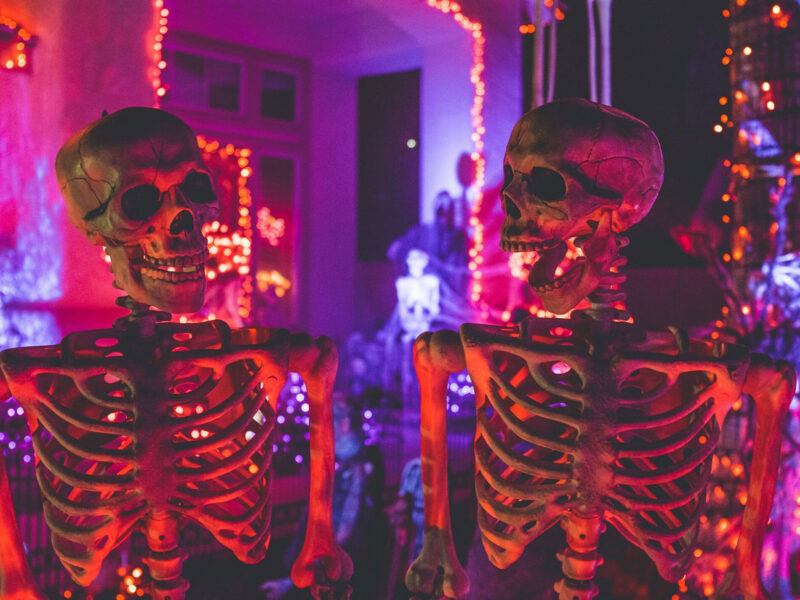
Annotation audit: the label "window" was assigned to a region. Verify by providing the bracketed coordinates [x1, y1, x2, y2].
[260, 69, 296, 121]
[164, 49, 242, 113]
[161, 33, 306, 131]
[357, 69, 421, 261]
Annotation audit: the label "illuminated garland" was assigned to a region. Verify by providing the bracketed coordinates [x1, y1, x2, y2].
[678, 3, 798, 597]
[0, 16, 34, 72]
[519, 0, 566, 33]
[196, 136, 254, 320]
[256, 206, 286, 246]
[152, 0, 168, 104]
[423, 1, 487, 309]
[715, 1, 789, 325]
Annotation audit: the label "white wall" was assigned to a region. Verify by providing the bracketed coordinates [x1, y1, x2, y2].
[306, 66, 358, 338]
[2, 0, 155, 312]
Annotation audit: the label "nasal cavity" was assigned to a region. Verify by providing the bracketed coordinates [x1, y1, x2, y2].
[504, 196, 522, 220]
[169, 209, 194, 235]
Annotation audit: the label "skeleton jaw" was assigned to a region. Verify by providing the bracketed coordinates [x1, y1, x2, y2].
[108, 243, 207, 313]
[500, 238, 560, 253]
[502, 235, 598, 314]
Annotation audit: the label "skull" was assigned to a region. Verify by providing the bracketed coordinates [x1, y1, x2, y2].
[501, 98, 664, 314]
[56, 107, 217, 313]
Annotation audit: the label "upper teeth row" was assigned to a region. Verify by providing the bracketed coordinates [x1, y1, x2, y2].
[501, 239, 559, 252]
[144, 251, 205, 267]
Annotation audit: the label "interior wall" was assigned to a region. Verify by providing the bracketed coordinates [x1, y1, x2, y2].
[307, 66, 358, 339]
[468, 0, 523, 188]
[419, 39, 474, 224]
[2, 0, 154, 312]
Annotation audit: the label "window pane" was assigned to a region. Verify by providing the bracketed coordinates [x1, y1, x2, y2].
[253, 155, 295, 324]
[357, 70, 420, 260]
[206, 57, 241, 112]
[167, 50, 205, 108]
[164, 50, 240, 112]
[260, 69, 296, 121]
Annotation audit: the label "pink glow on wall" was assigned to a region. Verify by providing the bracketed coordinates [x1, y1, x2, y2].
[422, 0, 488, 312]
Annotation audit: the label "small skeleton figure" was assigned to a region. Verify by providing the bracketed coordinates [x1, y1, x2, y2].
[0, 108, 351, 600]
[405, 98, 795, 600]
[397, 249, 441, 342]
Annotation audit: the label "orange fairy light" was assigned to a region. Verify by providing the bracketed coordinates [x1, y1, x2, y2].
[0, 16, 36, 72]
[425, 1, 487, 308]
[194, 136, 258, 320]
[152, 1, 169, 104]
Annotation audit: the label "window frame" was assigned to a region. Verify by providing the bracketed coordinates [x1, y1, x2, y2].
[161, 32, 308, 140]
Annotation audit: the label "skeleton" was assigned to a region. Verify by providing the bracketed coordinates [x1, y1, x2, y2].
[0, 107, 351, 600]
[405, 98, 795, 600]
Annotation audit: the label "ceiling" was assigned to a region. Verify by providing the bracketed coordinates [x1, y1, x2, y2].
[170, 0, 468, 74]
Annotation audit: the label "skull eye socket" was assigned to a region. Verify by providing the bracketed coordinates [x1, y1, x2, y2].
[502, 163, 513, 190]
[121, 185, 162, 221]
[180, 172, 215, 204]
[525, 167, 566, 203]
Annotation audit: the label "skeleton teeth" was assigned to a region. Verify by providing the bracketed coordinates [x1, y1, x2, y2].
[141, 261, 205, 282]
[501, 239, 560, 253]
[142, 251, 206, 272]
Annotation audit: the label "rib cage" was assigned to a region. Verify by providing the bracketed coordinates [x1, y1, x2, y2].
[461, 318, 749, 580]
[0, 320, 289, 587]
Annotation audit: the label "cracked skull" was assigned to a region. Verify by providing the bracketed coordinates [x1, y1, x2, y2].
[56, 107, 217, 313]
[501, 98, 664, 314]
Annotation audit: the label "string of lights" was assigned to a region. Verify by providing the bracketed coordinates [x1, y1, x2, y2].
[423, 1, 487, 311]
[151, 0, 168, 104]
[196, 136, 255, 320]
[0, 16, 34, 72]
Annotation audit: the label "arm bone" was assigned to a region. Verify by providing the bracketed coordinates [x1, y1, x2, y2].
[288, 334, 353, 591]
[0, 373, 46, 600]
[405, 329, 470, 599]
[735, 353, 795, 600]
